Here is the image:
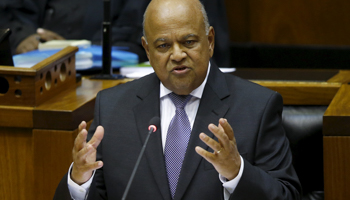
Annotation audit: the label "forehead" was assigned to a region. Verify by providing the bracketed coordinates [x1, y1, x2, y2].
[144, 1, 205, 40]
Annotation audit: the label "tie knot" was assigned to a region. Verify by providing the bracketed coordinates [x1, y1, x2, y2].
[168, 93, 191, 109]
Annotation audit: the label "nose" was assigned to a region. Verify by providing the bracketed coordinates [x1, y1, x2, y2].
[170, 44, 186, 62]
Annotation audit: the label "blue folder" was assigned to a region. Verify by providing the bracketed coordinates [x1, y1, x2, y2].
[13, 45, 138, 71]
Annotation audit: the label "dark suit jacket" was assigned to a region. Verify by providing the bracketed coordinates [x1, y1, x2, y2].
[54, 64, 301, 200]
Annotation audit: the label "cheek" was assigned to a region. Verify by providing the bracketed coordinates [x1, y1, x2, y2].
[150, 55, 169, 81]
[190, 53, 210, 81]
[150, 51, 167, 63]
[150, 52, 171, 71]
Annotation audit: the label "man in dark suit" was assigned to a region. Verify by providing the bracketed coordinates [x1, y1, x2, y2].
[54, 0, 301, 199]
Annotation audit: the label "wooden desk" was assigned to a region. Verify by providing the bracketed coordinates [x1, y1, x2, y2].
[0, 76, 131, 200]
[232, 68, 349, 105]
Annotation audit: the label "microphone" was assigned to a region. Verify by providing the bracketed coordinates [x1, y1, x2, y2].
[121, 117, 160, 200]
[90, 0, 123, 80]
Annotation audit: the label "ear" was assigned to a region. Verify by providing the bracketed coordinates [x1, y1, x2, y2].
[207, 26, 215, 58]
[141, 36, 151, 61]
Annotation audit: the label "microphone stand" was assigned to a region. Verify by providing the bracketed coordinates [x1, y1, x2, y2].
[91, 0, 124, 79]
[121, 116, 160, 200]
[121, 126, 155, 200]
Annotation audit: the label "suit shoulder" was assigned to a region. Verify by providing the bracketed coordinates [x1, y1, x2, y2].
[99, 73, 157, 96]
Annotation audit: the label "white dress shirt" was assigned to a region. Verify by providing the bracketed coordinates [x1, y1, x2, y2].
[67, 63, 244, 200]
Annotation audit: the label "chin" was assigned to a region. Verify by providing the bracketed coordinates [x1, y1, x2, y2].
[173, 85, 195, 95]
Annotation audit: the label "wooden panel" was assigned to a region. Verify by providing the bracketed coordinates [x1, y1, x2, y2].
[33, 77, 131, 130]
[327, 70, 350, 84]
[232, 69, 350, 105]
[323, 81, 350, 199]
[32, 120, 92, 200]
[0, 127, 34, 200]
[254, 81, 340, 105]
[32, 129, 78, 200]
[324, 84, 350, 136]
[224, 0, 250, 42]
[250, 0, 350, 45]
[0, 46, 78, 107]
[34, 56, 77, 106]
[225, 0, 350, 45]
[0, 66, 36, 76]
[323, 136, 350, 200]
[0, 106, 33, 128]
[0, 74, 36, 106]
[232, 68, 339, 82]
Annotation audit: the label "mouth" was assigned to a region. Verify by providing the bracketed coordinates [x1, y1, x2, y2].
[171, 65, 190, 74]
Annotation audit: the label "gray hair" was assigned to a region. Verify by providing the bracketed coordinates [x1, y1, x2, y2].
[142, 1, 210, 42]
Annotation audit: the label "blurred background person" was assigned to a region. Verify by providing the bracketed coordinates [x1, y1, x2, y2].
[0, 0, 230, 66]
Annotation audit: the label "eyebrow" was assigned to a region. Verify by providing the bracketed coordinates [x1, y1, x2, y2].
[152, 34, 199, 45]
[153, 38, 167, 45]
[183, 34, 198, 40]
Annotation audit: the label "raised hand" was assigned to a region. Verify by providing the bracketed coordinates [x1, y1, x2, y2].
[71, 121, 104, 185]
[195, 118, 241, 180]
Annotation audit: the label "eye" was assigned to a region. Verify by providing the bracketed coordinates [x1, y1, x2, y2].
[157, 43, 168, 49]
[184, 40, 196, 47]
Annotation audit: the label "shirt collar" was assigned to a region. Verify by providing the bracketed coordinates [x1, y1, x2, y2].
[160, 62, 211, 99]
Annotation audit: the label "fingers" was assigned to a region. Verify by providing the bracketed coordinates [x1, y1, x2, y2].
[196, 118, 237, 160]
[16, 34, 39, 54]
[71, 160, 103, 185]
[195, 146, 215, 162]
[196, 129, 226, 164]
[219, 118, 235, 141]
[78, 121, 87, 132]
[37, 28, 65, 40]
[74, 125, 88, 152]
[76, 143, 94, 160]
[195, 118, 241, 180]
[87, 126, 104, 149]
[71, 124, 104, 184]
[199, 132, 222, 153]
[208, 120, 232, 150]
[85, 160, 104, 171]
[75, 144, 103, 171]
[74, 124, 104, 152]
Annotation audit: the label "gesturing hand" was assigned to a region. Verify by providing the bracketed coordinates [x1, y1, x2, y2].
[71, 121, 104, 185]
[195, 118, 241, 180]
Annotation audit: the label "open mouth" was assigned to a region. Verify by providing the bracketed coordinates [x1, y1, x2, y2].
[172, 66, 189, 73]
[175, 66, 186, 70]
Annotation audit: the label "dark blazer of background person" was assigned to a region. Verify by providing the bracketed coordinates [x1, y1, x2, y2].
[0, 0, 150, 62]
[54, 63, 301, 200]
[0, 0, 230, 66]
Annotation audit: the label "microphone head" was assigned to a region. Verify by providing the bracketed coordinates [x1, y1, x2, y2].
[148, 116, 160, 133]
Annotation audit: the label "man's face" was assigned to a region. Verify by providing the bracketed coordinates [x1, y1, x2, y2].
[142, 1, 215, 95]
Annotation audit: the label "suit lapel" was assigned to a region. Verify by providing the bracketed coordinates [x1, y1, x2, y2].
[133, 74, 172, 200]
[174, 64, 230, 200]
